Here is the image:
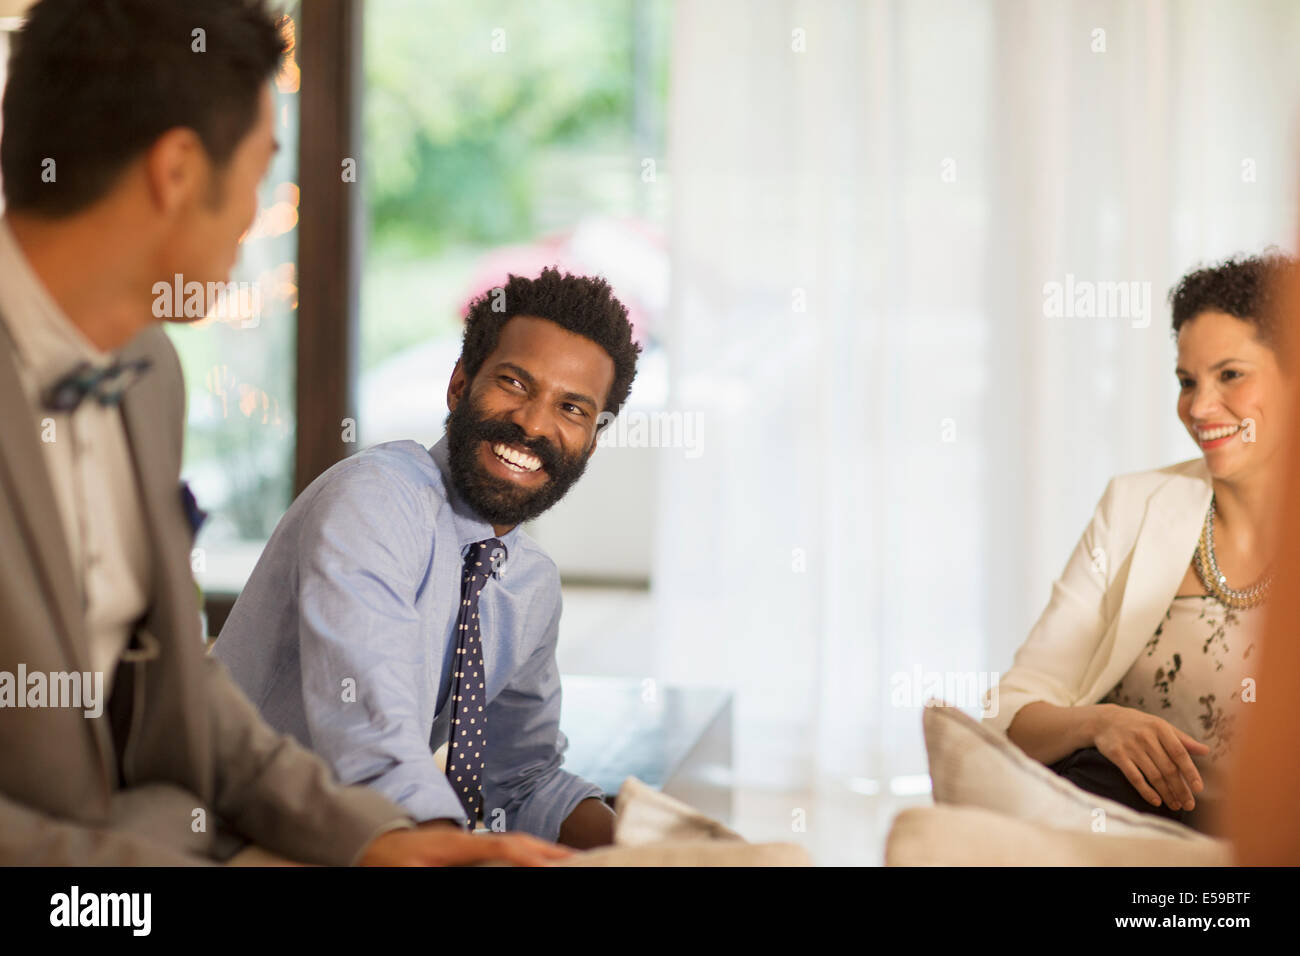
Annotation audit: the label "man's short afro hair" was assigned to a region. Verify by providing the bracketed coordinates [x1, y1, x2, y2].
[1170, 251, 1296, 353]
[458, 266, 641, 417]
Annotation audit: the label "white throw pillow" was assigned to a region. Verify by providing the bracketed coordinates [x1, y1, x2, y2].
[551, 777, 812, 866]
[922, 702, 1220, 842]
[612, 776, 744, 846]
[886, 805, 1232, 866]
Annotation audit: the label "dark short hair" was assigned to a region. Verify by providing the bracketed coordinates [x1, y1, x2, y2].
[459, 267, 641, 418]
[1170, 252, 1296, 352]
[1, 0, 288, 216]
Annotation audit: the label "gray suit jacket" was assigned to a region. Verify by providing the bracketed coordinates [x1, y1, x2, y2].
[0, 322, 410, 865]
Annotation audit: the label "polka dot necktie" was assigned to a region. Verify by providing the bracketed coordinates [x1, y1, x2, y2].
[446, 537, 506, 827]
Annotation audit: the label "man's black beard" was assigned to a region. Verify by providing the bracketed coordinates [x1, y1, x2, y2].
[445, 396, 592, 528]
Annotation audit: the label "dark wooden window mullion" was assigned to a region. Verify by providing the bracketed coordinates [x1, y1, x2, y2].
[294, 0, 362, 496]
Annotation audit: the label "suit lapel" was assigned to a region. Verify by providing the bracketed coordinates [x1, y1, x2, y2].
[1086, 463, 1212, 702]
[0, 320, 118, 783]
[0, 327, 88, 668]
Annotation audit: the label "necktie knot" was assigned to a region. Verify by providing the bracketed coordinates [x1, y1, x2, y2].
[43, 357, 152, 412]
[464, 537, 507, 580]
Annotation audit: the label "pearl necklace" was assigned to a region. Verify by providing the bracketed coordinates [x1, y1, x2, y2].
[1194, 495, 1272, 609]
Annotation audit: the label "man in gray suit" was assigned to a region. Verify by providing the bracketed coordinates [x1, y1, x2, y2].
[0, 0, 568, 867]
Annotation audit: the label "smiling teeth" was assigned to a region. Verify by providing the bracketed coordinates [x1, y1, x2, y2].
[492, 443, 542, 473]
[1196, 425, 1241, 442]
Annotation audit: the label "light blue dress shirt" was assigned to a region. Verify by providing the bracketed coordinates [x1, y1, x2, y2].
[213, 437, 603, 840]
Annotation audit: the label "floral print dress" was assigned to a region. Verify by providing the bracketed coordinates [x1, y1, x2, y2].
[1100, 595, 1261, 812]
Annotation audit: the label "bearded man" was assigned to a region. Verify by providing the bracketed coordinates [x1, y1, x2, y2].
[214, 267, 640, 849]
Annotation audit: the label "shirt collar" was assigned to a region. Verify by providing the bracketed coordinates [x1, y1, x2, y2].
[0, 216, 110, 394]
[428, 434, 523, 565]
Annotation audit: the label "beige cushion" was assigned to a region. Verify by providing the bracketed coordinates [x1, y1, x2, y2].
[886, 805, 1233, 866]
[478, 777, 808, 866]
[226, 845, 306, 866]
[612, 776, 744, 846]
[923, 703, 1222, 843]
[545, 776, 809, 865]
[555, 839, 810, 867]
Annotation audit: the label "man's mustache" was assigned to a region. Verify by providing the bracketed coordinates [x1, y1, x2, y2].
[470, 417, 562, 474]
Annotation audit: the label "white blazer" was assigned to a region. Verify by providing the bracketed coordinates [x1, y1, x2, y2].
[984, 457, 1214, 737]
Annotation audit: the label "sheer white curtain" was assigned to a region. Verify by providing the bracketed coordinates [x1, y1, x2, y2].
[652, 0, 1300, 793]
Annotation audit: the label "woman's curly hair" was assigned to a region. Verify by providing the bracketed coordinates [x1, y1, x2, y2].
[1170, 251, 1297, 354]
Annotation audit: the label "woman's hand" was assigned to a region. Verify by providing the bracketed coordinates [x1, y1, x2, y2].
[1092, 703, 1211, 811]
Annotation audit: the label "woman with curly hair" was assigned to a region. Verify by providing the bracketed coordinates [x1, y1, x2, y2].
[984, 253, 1295, 834]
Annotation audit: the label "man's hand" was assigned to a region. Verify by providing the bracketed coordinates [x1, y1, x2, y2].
[557, 797, 617, 850]
[359, 825, 574, 866]
[1093, 704, 1210, 811]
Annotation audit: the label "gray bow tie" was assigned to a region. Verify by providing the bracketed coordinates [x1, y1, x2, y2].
[43, 357, 152, 412]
